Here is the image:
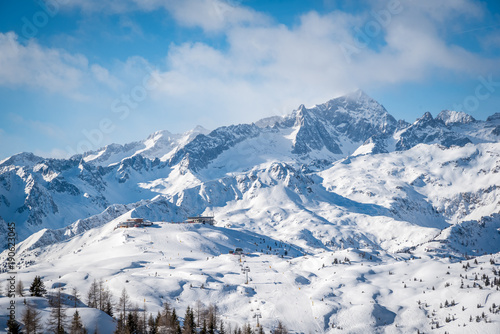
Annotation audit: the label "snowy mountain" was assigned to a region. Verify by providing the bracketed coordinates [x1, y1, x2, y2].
[1, 91, 500, 332]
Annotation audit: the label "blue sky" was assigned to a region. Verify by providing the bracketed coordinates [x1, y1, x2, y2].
[0, 0, 500, 159]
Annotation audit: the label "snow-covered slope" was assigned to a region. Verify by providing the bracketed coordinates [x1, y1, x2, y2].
[1, 213, 499, 333]
[1, 91, 499, 332]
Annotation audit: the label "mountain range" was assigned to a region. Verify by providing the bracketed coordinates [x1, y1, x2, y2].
[1, 90, 499, 254]
[1, 91, 499, 332]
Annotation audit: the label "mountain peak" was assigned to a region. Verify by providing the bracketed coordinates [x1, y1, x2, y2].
[436, 110, 475, 125]
[0, 152, 44, 168]
[344, 89, 373, 102]
[417, 112, 434, 123]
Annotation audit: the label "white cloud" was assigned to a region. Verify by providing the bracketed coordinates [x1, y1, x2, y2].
[91, 64, 122, 91]
[58, 0, 267, 32]
[0, 32, 87, 97]
[145, 0, 500, 123]
[480, 31, 500, 50]
[162, 0, 267, 32]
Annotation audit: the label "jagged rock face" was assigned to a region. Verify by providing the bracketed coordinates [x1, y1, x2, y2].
[487, 113, 500, 122]
[169, 124, 262, 171]
[395, 112, 472, 151]
[319, 90, 398, 140]
[274, 90, 398, 155]
[493, 126, 500, 136]
[291, 106, 342, 155]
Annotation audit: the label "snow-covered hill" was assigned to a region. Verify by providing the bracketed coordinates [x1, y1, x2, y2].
[1, 216, 499, 333]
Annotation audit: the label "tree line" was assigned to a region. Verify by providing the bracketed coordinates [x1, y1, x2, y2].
[3, 276, 288, 334]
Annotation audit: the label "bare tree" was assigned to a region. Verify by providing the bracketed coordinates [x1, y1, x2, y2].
[71, 287, 80, 308]
[272, 321, 288, 334]
[22, 301, 43, 334]
[118, 288, 131, 325]
[16, 280, 24, 297]
[195, 300, 204, 327]
[87, 279, 99, 308]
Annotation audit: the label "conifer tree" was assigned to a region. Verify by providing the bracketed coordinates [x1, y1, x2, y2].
[170, 308, 180, 331]
[219, 321, 225, 334]
[7, 318, 22, 334]
[127, 311, 139, 334]
[200, 319, 207, 334]
[114, 313, 126, 334]
[148, 313, 158, 334]
[29, 276, 47, 297]
[182, 306, 195, 334]
[70, 310, 86, 334]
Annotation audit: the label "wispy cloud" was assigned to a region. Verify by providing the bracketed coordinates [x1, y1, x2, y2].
[0, 32, 87, 98]
[58, 0, 268, 32]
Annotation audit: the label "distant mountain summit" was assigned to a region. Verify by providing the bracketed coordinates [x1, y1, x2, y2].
[436, 110, 476, 125]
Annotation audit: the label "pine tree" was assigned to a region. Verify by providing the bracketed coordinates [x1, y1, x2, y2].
[7, 318, 22, 334]
[219, 321, 225, 334]
[183, 307, 195, 334]
[70, 310, 85, 334]
[105, 298, 114, 317]
[170, 308, 180, 330]
[29, 276, 47, 297]
[148, 313, 158, 334]
[200, 319, 207, 334]
[127, 311, 138, 334]
[47, 289, 68, 334]
[22, 301, 43, 334]
[114, 313, 126, 334]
